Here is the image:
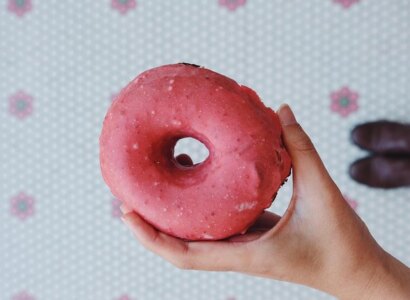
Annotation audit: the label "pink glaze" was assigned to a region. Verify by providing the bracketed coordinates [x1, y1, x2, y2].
[100, 64, 291, 240]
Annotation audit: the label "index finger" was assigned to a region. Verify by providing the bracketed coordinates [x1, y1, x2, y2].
[121, 211, 254, 272]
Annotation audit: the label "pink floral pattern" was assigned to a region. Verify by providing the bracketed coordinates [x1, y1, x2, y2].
[7, 0, 32, 17]
[333, 0, 360, 9]
[110, 93, 119, 103]
[11, 291, 35, 300]
[8, 91, 34, 119]
[344, 195, 358, 210]
[330, 86, 359, 117]
[112, 198, 122, 218]
[111, 0, 136, 14]
[219, 0, 246, 11]
[10, 192, 35, 220]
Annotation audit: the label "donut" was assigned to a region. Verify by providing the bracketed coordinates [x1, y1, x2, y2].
[100, 63, 291, 240]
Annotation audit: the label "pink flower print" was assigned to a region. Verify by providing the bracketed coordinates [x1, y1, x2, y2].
[10, 192, 35, 220]
[9, 91, 33, 119]
[110, 93, 119, 103]
[11, 291, 36, 300]
[112, 198, 122, 218]
[219, 0, 246, 11]
[7, 0, 32, 17]
[343, 195, 358, 211]
[116, 295, 131, 300]
[333, 0, 360, 9]
[111, 0, 136, 15]
[330, 86, 359, 117]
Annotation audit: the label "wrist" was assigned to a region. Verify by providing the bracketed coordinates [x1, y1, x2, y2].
[364, 251, 410, 300]
[326, 248, 410, 300]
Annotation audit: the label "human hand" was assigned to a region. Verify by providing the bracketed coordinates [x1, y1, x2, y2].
[121, 104, 410, 299]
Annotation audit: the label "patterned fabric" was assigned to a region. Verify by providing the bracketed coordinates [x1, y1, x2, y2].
[1, 1, 409, 299]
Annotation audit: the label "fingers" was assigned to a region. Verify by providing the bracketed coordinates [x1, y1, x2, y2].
[277, 104, 333, 191]
[121, 212, 190, 265]
[185, 240, 253, 272]
[121, 211, 253, 272]
[120, 203, 132, 214]
[226, 231, 267, 242]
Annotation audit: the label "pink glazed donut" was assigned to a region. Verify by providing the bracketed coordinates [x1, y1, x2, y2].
[100, 63, 291, 240]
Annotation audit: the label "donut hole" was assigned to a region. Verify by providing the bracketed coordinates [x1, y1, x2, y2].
[173, 137, 209, 167]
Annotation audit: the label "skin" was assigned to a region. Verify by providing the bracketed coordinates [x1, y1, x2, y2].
[121, 104, 410, 299]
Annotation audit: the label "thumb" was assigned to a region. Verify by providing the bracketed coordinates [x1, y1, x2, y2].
[277, 104, 334, 192]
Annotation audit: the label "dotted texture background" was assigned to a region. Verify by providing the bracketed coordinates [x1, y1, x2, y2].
[1, 0, 409, 299]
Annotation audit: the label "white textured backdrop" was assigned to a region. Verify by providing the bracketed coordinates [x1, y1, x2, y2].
[1, 0, 409, 299]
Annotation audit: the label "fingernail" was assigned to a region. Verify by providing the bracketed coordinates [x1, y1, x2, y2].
[277, 104, 297, 125]
[120, 204, 132, 214]
[121, 217, 132, 232]
[121, 215, 131, 226]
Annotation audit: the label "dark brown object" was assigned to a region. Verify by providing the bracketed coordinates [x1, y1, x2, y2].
[349, 155, 410, 188]
[351, 121, 410, 154]
[175, 153, 194, 166]
[179, 62, 201, 68]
